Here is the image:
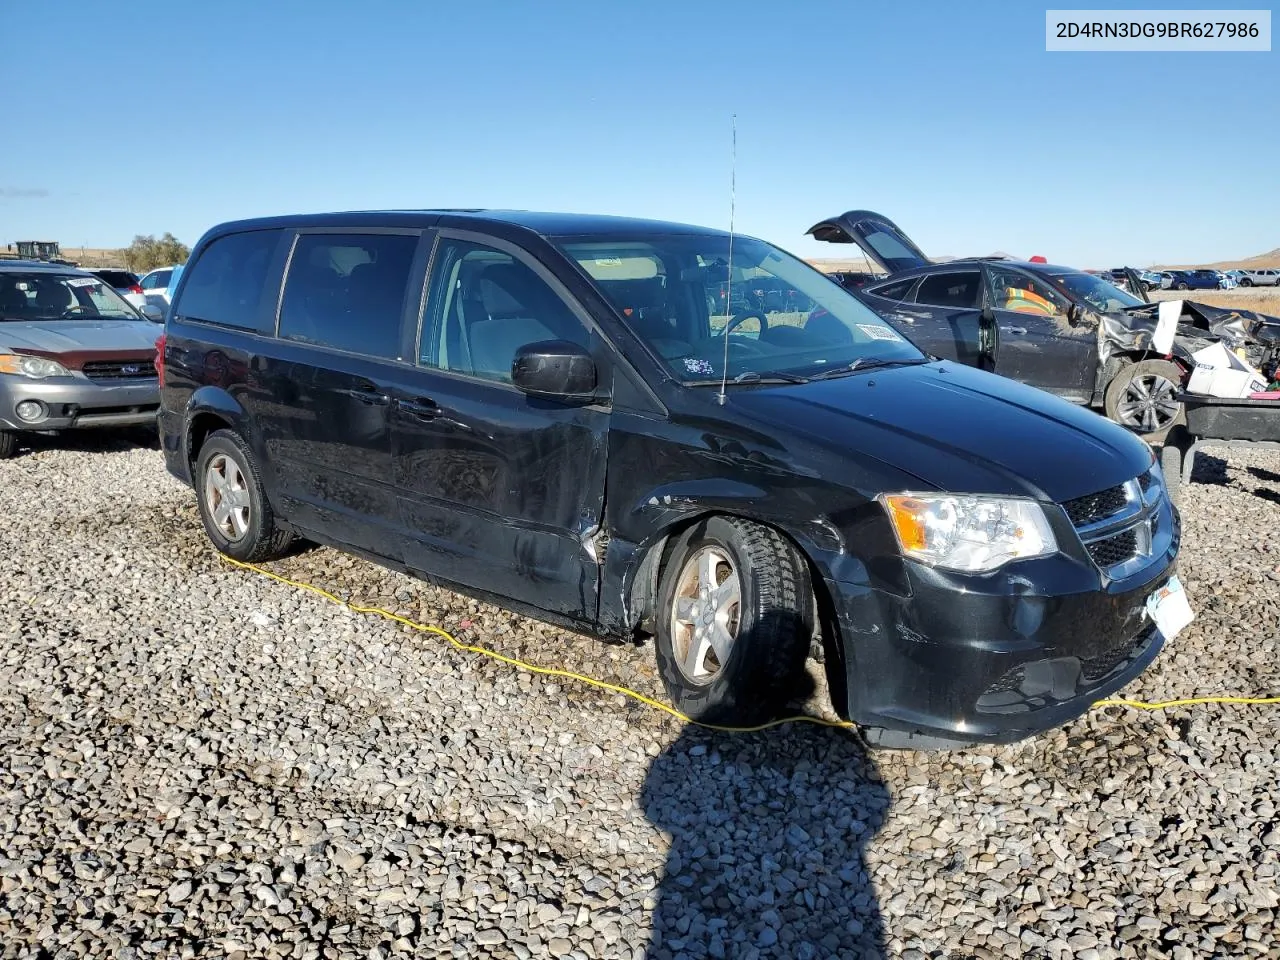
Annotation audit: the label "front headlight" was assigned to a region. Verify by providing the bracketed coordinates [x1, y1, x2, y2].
[0, 354, 72, 379]
[879, 493, 1057, 573]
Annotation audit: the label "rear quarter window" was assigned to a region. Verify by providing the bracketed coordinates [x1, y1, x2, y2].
[174, 230, 284, 329]
[866, 278, 916, 301]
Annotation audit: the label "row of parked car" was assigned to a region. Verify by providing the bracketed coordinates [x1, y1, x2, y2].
[1116, 267, 1280, 292]
[2, 207, 1214, 753]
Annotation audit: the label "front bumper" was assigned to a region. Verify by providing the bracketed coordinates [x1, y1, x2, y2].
[828, 531, 1179, 748]
[0, 375, 160, 431]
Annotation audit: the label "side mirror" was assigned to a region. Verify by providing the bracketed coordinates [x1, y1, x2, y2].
[511, 340, 598, 400]
[1067, 302, 1081, 326]
[141, 303, 165, 322]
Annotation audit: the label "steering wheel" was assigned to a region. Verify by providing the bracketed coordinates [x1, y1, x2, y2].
[59, 305, 93, 317]
[718, 311, 770, 339]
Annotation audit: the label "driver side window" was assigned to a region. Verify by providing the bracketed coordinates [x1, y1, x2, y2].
[988, 268, 1069, 318]
[420, 238, 590, 384]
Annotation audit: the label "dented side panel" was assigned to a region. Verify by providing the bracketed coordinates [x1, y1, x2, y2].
[595, 406, 917, 636]
[392, 370, 610, 624]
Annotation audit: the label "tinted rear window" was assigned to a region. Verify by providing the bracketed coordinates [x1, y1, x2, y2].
[278, 233, 418, 359]
[867, 278, 915, 300]
[175, 230, 283, 329]
[94, 270, 138, 287]
[914, 271, 980, 309]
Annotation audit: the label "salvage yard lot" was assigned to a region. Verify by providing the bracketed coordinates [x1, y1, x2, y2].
[2, 438, 1279, 959]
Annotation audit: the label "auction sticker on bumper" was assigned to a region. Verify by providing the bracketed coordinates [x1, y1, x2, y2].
[1147, 576, 1194, 640]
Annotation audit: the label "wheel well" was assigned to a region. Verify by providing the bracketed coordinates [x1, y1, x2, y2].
[625, 509, 849, 719]
[627, 510, 824, 637]
[186, 412, 232, 471]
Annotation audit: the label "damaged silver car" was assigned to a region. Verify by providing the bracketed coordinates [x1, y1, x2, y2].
[808, 209, 1280, 440]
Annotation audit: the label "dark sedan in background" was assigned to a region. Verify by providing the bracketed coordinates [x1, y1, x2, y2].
[807, 210, 1279, 440]
[0, 261, 162, 458]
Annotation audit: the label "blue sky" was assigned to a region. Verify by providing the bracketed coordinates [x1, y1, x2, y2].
[5, 1, 1276, 267]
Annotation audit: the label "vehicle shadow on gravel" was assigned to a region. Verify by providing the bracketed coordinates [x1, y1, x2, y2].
[642, 722, 889, 959]
[11, 426, 159, 458]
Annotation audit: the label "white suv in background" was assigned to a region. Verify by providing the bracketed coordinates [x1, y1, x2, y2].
[135, 265, 184, 315]
[1238, 268, 1280, 287]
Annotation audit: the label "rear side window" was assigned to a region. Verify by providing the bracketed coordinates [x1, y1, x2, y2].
[867, 278, 915, 301]
[175, 230, 282, 329]
[95, 270, 137, 287]
[278, 233, 418, 359]
[915, 271, 980, 309]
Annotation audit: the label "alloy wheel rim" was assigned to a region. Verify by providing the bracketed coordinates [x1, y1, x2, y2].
[204, 453, 251, 541]
[1117, 374, 1181, 434]
[670, 547, 741, 685]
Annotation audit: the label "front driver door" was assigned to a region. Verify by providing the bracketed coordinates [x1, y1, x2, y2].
[390, 231, 610, 622]
[984, 265, 1096, 401]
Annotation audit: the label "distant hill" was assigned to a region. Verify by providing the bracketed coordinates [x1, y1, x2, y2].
[1155, 248, 1280, 271]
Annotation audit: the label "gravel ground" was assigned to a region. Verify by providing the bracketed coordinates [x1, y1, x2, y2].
[1, 431, 1278, 959]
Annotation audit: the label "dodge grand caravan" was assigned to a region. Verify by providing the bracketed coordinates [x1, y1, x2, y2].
[157, 211, 1186, 748]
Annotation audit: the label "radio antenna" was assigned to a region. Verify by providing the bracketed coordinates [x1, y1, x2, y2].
[717, 113, 737, 405]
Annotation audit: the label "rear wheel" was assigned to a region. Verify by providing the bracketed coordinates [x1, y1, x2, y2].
[1104, 358, 1186, 442]
[194, 429, 293, 562]
[653, 516, 813, 726]
[0, 430, 15, 460]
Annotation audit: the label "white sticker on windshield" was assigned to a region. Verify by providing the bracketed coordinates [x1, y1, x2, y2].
[65, 277, 100, 287]
[684, 358, 714, 376]
[857, 324, 904, 342]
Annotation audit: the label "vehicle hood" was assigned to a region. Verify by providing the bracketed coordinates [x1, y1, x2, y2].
[0, 319, 160, 355]
[727, 361, 1153, 503]
[806, 209, 931, 275]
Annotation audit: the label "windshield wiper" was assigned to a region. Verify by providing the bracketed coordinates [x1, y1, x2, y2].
[808, 356, 929, 380]
[732, 370, 810, 384]
[684, 370, 811, 387]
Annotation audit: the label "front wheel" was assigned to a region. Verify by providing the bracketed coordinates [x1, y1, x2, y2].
[194, 429, 293, 562]
[1241, 278, 1253, 287]
[654, 516, 813, 726]
[1176, 282, 1189, 290]
[0, 430, 16, 460]
[1104, 358, 1186, 442]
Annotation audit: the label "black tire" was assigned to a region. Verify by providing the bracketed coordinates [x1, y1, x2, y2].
[1104, 358, 1187, 442]
[653, 516, 813, 726]
[0, 430, 16, 460]
[1241, 278, 1253, 287]
[1176, 282, 1189, 290]
[194, 429, 292, 562]
[1160, 443, 1183, 507]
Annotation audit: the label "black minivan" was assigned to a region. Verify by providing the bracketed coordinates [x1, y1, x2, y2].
[157, 210, 1187, 748]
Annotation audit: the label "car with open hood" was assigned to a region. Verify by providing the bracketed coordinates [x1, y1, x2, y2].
[0, 260, 163, 458]
[157, 210, 1188, 749]
[808, 210, 1280, 440]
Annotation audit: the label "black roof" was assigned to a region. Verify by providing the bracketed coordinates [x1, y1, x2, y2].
[0, 259, 91, 274]
[201, 209, 734, 241]
[882, 258, 1083, 281]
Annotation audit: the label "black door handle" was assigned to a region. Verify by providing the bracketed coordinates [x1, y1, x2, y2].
[397, 396, 441, 420]
[344, 382, 390, 406]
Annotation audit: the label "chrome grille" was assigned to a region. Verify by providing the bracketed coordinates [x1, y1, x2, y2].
[82, 359, 157, 381]
[1062, 485, 1128, 526]
[1063, 469, 1165, 577]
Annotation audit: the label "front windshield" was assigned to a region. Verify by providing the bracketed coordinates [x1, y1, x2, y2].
[0, 272, 141, 321]
[558, 234, 924, 384]
[1048, 270, 1145, 314]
